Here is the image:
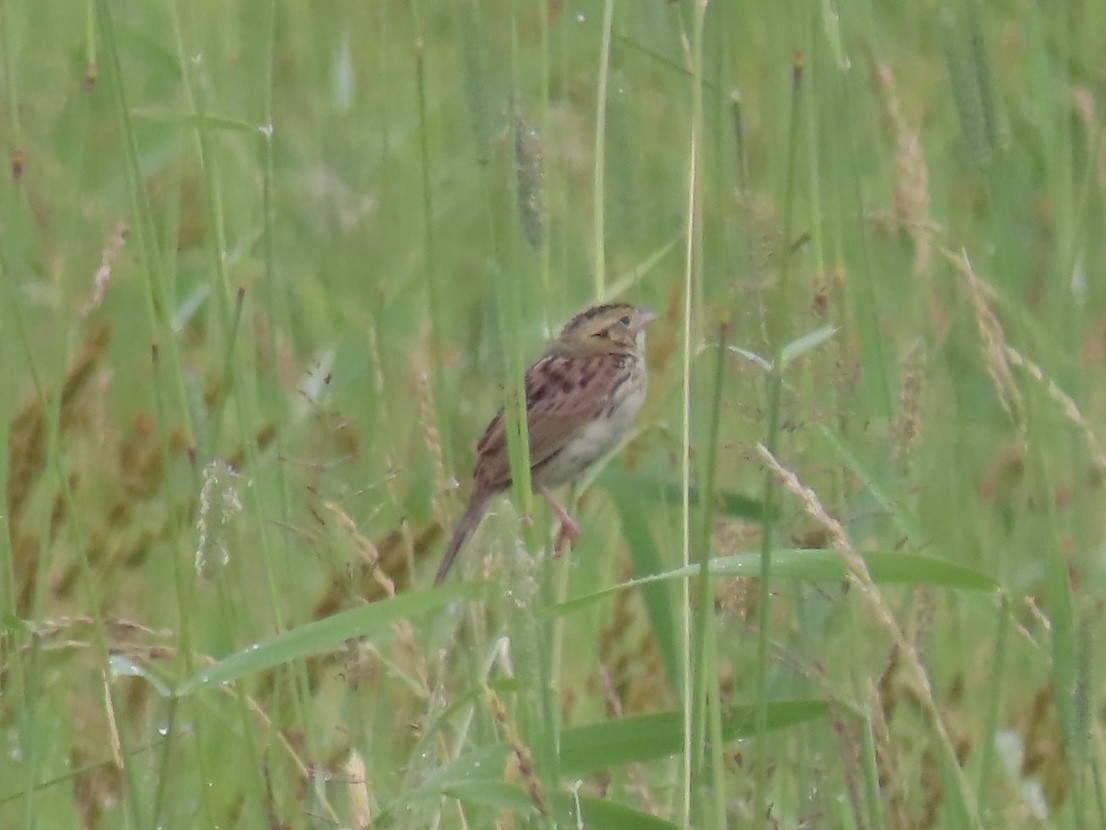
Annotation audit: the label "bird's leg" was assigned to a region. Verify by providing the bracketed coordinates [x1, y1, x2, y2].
[539, 486, 580, 556]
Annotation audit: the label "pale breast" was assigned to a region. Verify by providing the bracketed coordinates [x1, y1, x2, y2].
[531, 356, 647, 488]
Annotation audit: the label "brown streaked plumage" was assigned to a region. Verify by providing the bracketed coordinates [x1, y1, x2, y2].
[435, 303, 655, 584]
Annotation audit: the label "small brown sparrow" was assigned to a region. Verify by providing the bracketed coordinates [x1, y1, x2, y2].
[435, 303, 655, 583]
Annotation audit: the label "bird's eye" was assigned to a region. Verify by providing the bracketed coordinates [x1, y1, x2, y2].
[619, 315, 631, 326]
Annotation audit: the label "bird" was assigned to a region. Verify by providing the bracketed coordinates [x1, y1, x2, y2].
[435, 302, 656, 584]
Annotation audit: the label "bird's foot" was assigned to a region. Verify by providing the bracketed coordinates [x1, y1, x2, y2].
[540, 486, 580, 557]
[553, 514, 580, 556]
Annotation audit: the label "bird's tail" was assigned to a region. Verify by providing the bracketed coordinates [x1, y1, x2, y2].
[435, 495, 490, 584]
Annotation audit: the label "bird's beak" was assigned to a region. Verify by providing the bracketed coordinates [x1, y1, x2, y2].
[631, 307, 657, 332]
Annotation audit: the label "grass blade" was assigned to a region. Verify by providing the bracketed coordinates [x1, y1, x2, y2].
[548, 549, 995, 618]
[559, 700, 828, 775]
[178, 585, 472, 694]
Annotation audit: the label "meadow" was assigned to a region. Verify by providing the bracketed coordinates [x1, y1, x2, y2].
[1, 1, 1104, 827]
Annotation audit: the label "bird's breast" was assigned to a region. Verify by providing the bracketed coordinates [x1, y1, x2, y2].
[532, 357, 647, 488]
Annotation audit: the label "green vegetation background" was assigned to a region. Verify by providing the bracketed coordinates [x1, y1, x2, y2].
[1, 1, 1104, 828]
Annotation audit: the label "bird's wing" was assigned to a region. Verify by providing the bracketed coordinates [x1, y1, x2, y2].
[473, 354, 616, 491]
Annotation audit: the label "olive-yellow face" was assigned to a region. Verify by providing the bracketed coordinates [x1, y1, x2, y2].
[556, 303, 655, 356]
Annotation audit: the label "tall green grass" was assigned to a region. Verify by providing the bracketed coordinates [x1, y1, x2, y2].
[1, 1, 1105, 827]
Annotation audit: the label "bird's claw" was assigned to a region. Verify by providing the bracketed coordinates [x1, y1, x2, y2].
[552, 515, 580, 557]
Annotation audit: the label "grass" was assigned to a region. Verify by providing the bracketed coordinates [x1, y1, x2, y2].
[1, 0, 1105, 827]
